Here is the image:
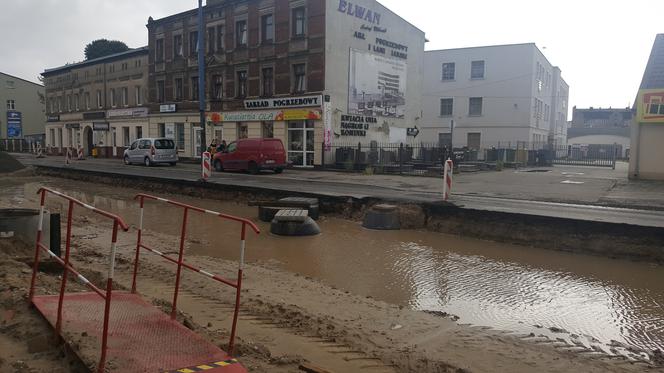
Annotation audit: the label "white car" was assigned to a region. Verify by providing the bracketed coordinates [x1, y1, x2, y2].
[123, 138, 178, 166]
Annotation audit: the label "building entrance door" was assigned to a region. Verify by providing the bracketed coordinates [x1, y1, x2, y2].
[192, 126, 202, 158]
[287, 121, 314, 167]
[467, 132, 481, 150]
[84, 126, 93, 156]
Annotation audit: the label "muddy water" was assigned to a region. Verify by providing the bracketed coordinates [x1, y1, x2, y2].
[4, 179, 664, 355]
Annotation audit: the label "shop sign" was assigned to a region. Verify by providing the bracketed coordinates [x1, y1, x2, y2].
[83, 111, 105, 120]
[637, 89, 664, 123]
[337, 0, 381, 25]
[207, 109, 322, 123]
[160, 104, 177, 113]
[244, 95, 322, 110]
[340, 115, 377, 137]
[7, 111, 22, 138]
[65, 123, 80, 129]
[107, 107, 148, 118]
[93, 122, 110, 131]
[47, 115, 60, 122]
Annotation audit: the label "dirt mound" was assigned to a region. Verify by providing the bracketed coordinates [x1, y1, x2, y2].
[0, 151, 25, 173]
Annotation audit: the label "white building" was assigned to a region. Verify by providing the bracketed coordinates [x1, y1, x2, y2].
[421, 43, 569, 149]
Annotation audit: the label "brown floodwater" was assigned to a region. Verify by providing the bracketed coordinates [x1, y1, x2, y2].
[4, 178, 664, 356]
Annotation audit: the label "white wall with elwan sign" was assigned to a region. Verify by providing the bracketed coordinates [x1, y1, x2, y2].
[325, 0, 425, 144]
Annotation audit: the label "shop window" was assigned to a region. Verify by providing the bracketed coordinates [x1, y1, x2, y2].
[122, 126, 130, 146]
[158, 123, 165, 137]
[136, 126, 143, 140]
[175, 123, 185, 150]
[261, 121, 274, 138]
[237, 122, 248, 139]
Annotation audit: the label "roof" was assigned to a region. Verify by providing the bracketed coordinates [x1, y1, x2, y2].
[42, 46, 149, 76]
[0, 71, 43, 87]
[425, 42, 537, 53]
[639, 34, 664, 90]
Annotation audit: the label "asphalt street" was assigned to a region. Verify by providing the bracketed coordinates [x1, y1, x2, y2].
[11, 153, 664, 228]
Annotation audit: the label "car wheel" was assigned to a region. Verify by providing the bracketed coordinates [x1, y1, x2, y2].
[248, 161, 259, 175]
[123, 155, 130, 165]
[144, 157, 152, 167]
[274, 168, 283, 174]
[214, 160, 223, 172]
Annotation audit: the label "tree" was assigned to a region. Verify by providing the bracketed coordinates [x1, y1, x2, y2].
[84, 39, 130, 60]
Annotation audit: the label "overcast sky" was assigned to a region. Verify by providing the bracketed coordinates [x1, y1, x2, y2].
[1, 0, 662, 113]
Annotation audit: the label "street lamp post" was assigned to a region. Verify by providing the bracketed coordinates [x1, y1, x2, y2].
[197, 0, 206, 160]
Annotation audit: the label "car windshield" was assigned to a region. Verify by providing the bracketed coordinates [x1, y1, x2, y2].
[154, 139, 175, 149]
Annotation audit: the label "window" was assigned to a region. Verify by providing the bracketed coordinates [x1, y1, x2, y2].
[84, 92, 90, 110]
[174, 34, 183, 57]
[67, 95, 72, 111]
[6, 100, 15, 110]
[155, 38, 164, 62]
[236, 71, 247, 97]
[293, 63, 306, 93]
[236, 20, 247, 47]
[157, 80, 165, 103]
[49, 129, 55, 147]
[189, 31, 198, 56]
[74, 94, 79, 111]
[191, 76, 199, 100]
[5, 80, 15, 89]
[122, 127, 130, 146]
[292, 6, 305, 37]
[110, 89, 116, 107]
[469, 97, 483, 116]
[237, 122, 248, 139]
[174, 78, 183, 100]
[109, 64, 115, 73]
[136, 126, 143, 140]
[135, 59, 141, 68]
[97, 90, 102, 108]
[158, 123, 165, 137]
[262, 67, 273, 96]
[58, 96, 63, 112]
[49, 98, 54, 113]
[440, 98, 453, 116]
[261, 14, 274, 43]
[121, 62, 128, 71]
[261, 121, 274, 138]
[135, 86, 142, 106]
[122, 87, 128, 107]
[442, 63, 455, 81]
[216, 25, 225, 51]
[212, 75, 223, 100]
[207, 27, 215, 54]
[175, 123, 185, 150]
[471, 60, 485, 79]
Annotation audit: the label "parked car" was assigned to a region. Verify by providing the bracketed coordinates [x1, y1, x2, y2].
[123, 138, 178, 166]
[213, 138, 286, 174]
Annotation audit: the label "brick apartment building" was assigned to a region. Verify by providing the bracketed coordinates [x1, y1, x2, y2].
[147, 0, 425, 166]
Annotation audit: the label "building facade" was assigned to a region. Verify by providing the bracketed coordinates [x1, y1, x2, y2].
[42, 47, 149, 157]
[630, 34, 664, 180]
[0, 72, 45, 142]
[421, 43, 569, 149]
[571, 106, 632, 128]
[146, 0, 425, 166]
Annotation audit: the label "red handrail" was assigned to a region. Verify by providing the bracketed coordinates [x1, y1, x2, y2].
[29, 187, 129, 373]
[131, 193, 259, 355]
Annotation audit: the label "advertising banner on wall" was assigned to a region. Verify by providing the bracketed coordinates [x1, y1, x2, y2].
[348, 49, 407, 119]
[206, 109, 321, 123]
[6, 111, 22, 138]
[637, 89, 664, 123]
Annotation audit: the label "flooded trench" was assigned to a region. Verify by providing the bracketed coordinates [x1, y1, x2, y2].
[3, 177, 664, 356]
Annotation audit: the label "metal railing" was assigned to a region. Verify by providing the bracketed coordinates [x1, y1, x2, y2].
[28, 187, 130, 373]
[131, 194, 260, 355]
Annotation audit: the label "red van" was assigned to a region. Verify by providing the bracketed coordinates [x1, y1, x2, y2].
[212, 138, 287, 174]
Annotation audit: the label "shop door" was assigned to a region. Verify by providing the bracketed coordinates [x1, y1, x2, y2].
[192, 127, 202, 158]
[287, 121, 314, 167]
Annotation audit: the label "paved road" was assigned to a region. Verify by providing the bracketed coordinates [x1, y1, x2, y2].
[12, 154, 664, 228]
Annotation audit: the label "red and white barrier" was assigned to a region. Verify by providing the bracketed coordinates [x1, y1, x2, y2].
[65, 148, 72, 165]
[202, 151, 211, 180]
[443, 158, 453, 201]
[77, 147, 85, 160]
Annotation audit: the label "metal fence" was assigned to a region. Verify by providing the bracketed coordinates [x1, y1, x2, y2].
[0, 138, 30, 153]
[321, 141, 618, 176]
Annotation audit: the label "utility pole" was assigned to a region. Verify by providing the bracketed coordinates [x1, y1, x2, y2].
[197, 0, 206, 160]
